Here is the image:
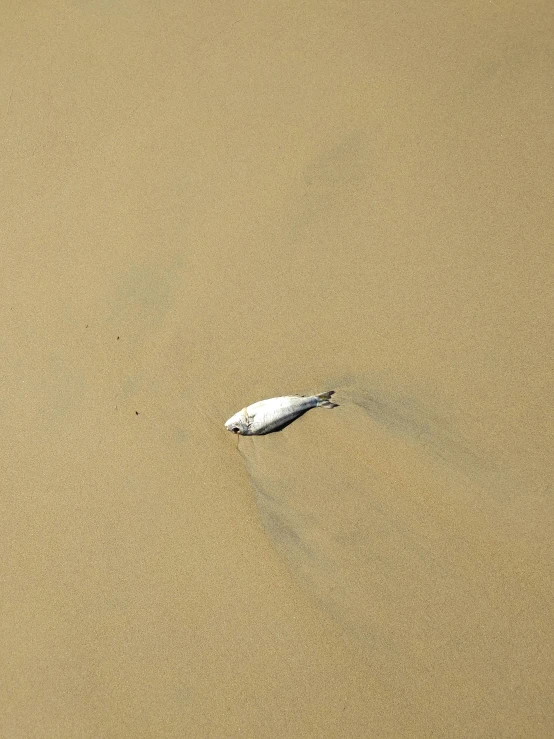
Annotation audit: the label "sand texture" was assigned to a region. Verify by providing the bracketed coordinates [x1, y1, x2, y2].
[2, 1, 553, 737]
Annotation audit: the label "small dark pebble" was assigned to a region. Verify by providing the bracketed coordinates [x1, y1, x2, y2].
[135, 411, 139, 415]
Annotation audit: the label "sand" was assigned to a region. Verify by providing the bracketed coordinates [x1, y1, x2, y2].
[2, 1, 553, 737]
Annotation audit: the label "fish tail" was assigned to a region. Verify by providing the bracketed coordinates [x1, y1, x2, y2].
[316, 390, 338, 408]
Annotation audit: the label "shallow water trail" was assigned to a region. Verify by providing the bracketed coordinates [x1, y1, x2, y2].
[237, 383, 554, 734]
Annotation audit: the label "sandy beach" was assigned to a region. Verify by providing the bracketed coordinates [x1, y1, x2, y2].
[2, 1, 553, 736]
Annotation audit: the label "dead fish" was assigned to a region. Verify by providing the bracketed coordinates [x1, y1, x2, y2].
[224, 391, 338, 435]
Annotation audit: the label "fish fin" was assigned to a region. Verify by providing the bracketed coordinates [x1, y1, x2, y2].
[316, 390, 338, 408]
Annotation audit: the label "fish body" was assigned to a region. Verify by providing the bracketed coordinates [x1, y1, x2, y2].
[224, 391, 337, 435]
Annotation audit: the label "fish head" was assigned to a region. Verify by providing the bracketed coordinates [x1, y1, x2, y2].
[224, 409, 249, 435]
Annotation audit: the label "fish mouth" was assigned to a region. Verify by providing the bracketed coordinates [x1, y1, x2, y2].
[230, 427, 240, 434]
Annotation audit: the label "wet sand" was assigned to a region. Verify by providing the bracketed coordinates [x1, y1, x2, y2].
[2, 1, 553, 737]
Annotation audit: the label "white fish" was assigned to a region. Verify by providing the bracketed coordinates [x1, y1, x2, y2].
[224, 391, 338, 435]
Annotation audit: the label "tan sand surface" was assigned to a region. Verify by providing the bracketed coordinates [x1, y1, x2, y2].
[1, 1, 553, 737]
